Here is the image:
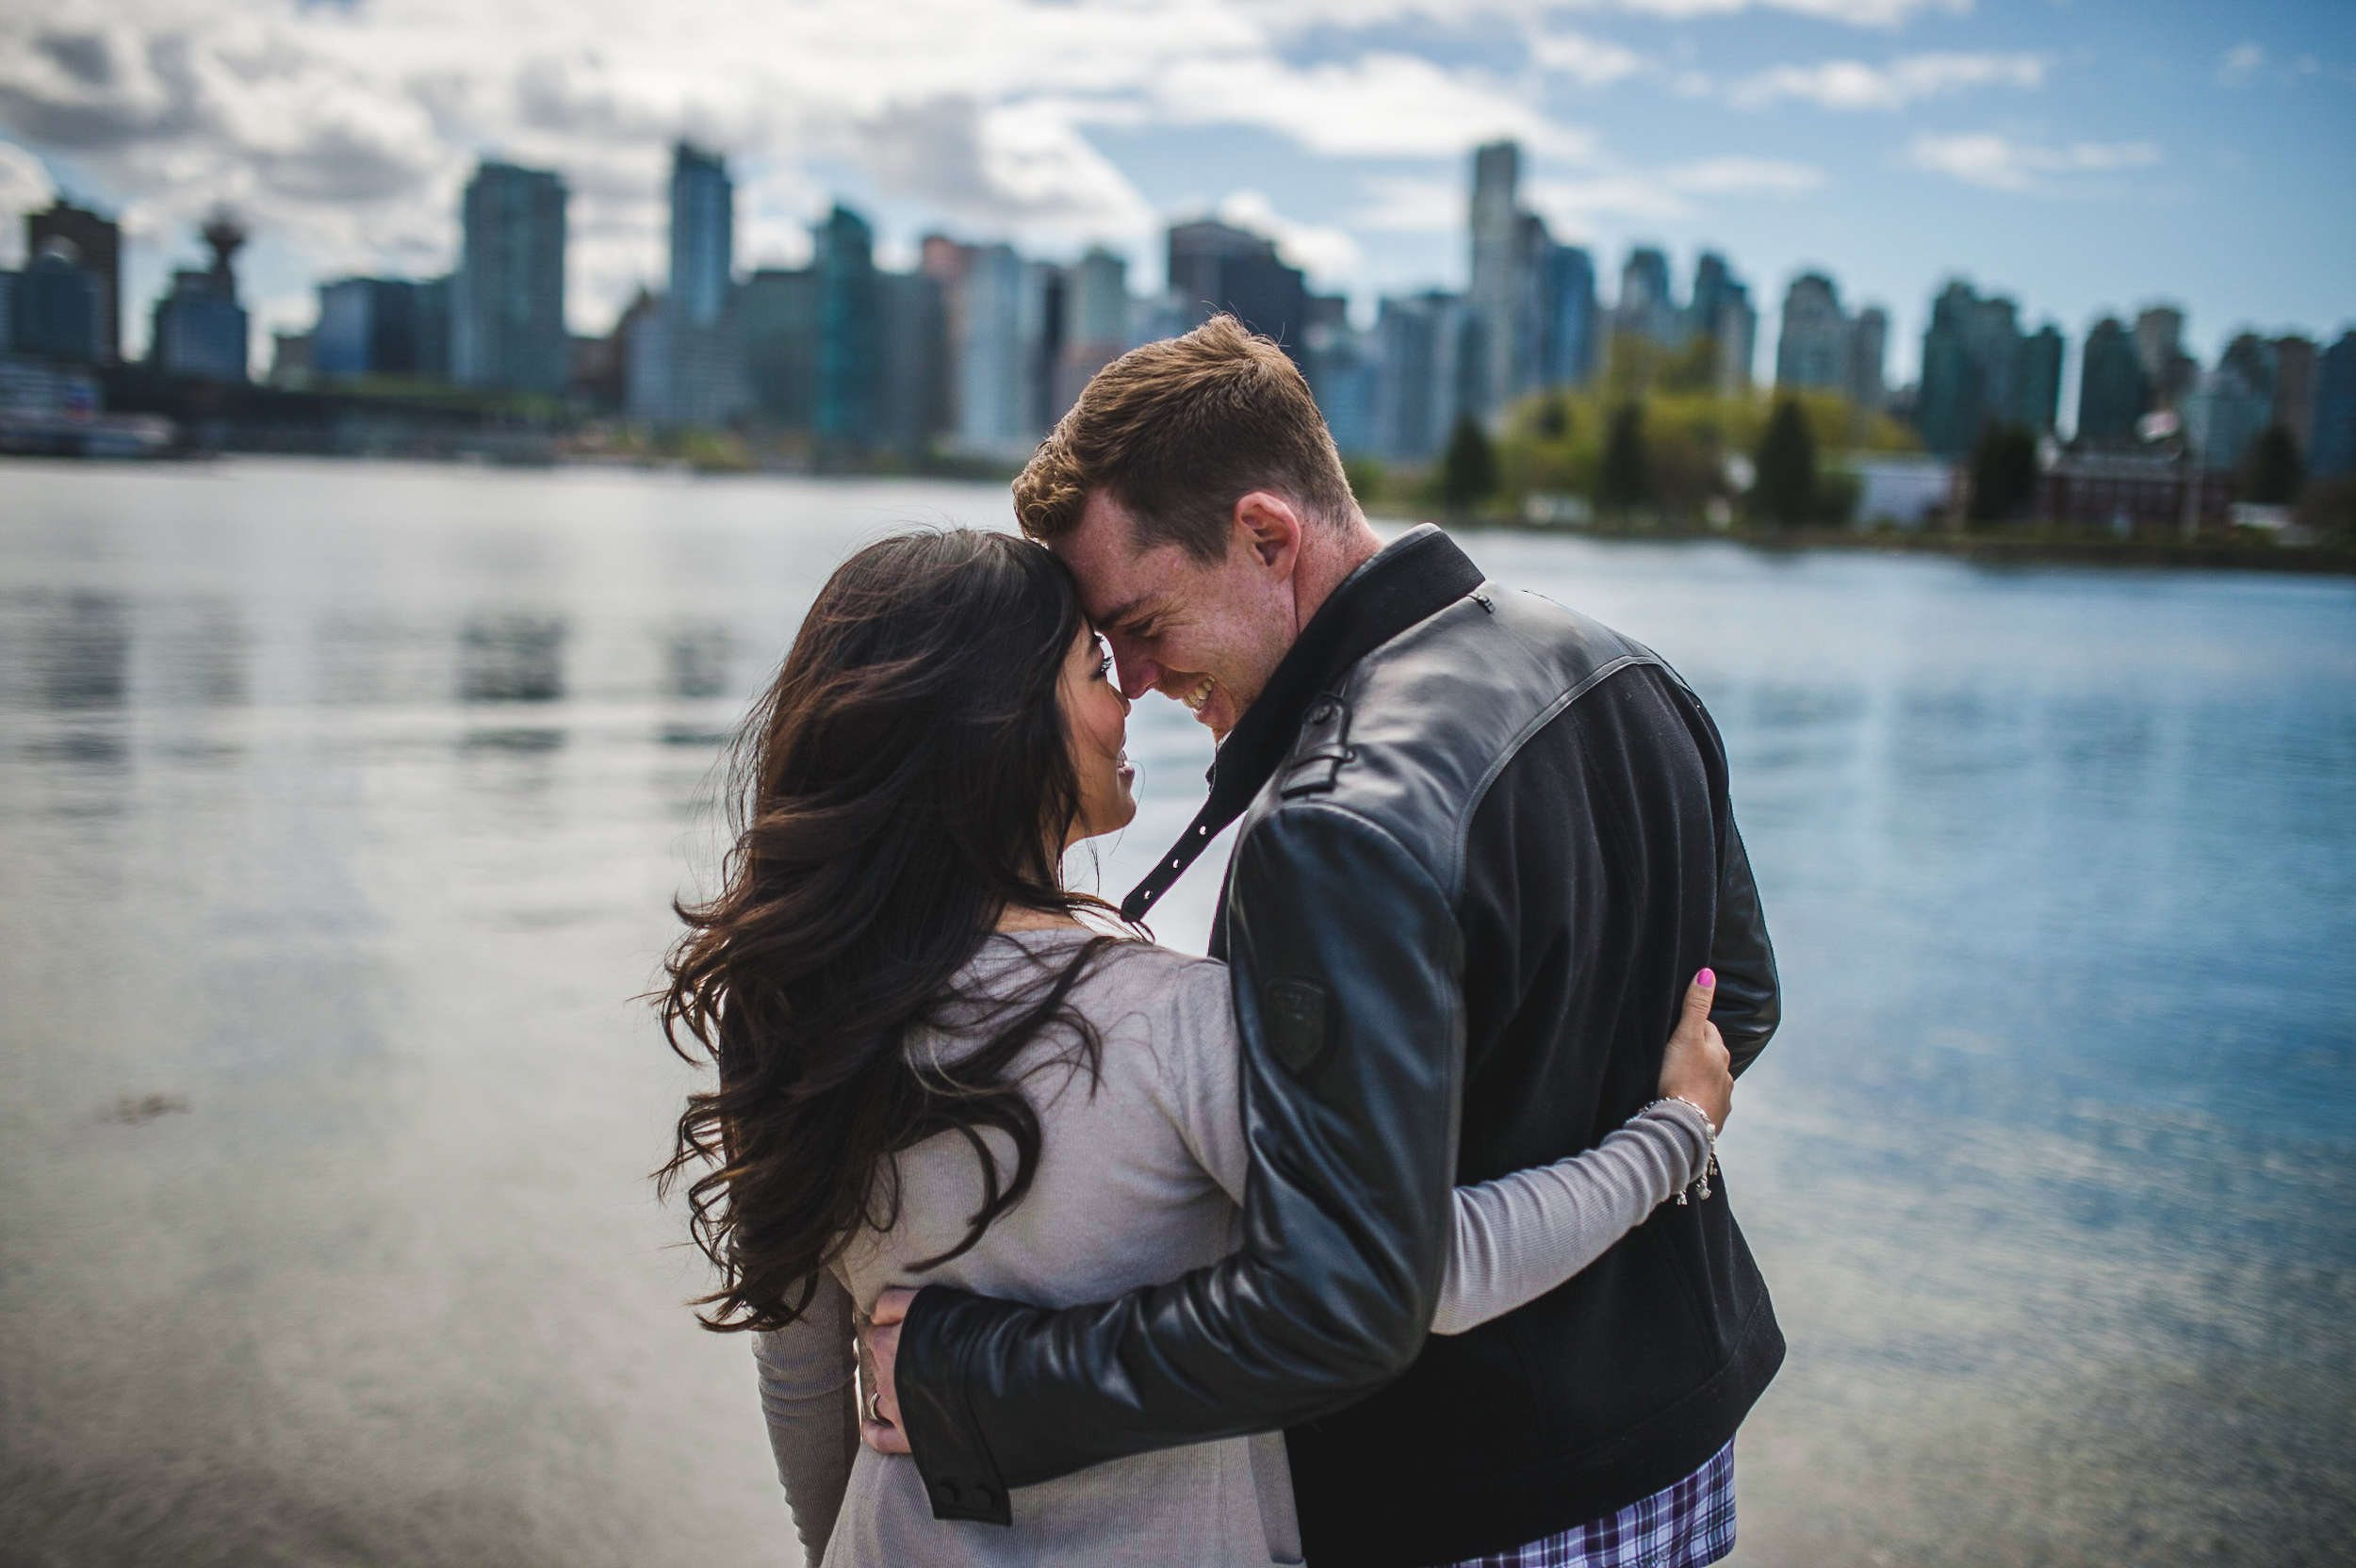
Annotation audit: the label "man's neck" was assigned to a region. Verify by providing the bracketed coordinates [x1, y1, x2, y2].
[1291, 513, 1387, 632]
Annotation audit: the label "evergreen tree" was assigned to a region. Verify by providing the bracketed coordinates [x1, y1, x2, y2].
[2240, 423, 2304, 505]
[1533, 395, 1570, 439]
[1597, 402, 1650, 512]
[1752, 398, 1816, 526]
[1968, 423, 2039, 522]
[1439, 414, 1497, 513]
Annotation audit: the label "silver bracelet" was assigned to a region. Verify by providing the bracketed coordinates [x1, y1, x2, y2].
[1653, 1096, 1719, 1203]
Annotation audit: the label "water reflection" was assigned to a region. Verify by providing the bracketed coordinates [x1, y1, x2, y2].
[40, 591, 130, 710]
[458, 613, 566, 704]
[663, 621, 733, 700]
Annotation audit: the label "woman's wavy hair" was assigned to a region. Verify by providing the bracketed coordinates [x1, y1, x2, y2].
[658, 529, 1128, 1332]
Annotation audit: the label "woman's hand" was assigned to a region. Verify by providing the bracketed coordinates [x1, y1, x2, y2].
[1658, 968, 1732, 1130]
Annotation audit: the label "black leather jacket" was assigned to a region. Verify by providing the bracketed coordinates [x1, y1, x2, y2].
[896, 527, 1782, 1562]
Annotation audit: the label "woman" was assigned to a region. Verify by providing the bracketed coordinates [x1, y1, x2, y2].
[659, 529, 1731, 1567]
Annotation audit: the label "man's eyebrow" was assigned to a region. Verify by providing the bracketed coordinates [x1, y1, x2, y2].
[1096, 594, 1165, 631]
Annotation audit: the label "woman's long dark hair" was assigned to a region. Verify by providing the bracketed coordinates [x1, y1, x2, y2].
[658, 529, 1128, 1332]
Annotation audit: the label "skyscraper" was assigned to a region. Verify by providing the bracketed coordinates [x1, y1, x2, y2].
[1467, 141, 1520, 418]
[2270, 335, 2317, 453]
[1688, 252, 1756, 394]
[738, 268, 819, 428]
[12, 245, 101, 364]
[25, 199, 120, 363]
[1544, 245, 1597, 388]
[1056, 247, 1128, 415]
[1167, 220, 1309, 366]
[814, 204, 879, 447]
[955, 243, 1033, 458]
[1611, 247, 1678, 352]
[2075, 318, 2146, 446]
[667, 143, 732, 329]
[1374, 290, 1470, 463]
[2311, 331, 2356, 478]
[1916, 279, 2024, 457]
[150, 214, 250, 382]
[453, 161, 568, 396]
[877, 270, 948, 455]
[1848, 307, 1888, 412]
[2133, 306, 2197, 409]
[2017, 324, 2064, 433]
[1775, 274, 1848, 391]
[314, 277, 434, 379]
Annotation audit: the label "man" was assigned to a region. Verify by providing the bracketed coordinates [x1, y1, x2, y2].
[864, 315, 1782, 1567]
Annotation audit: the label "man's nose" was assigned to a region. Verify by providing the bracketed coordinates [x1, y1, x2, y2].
[1115, 657, 1161, 702]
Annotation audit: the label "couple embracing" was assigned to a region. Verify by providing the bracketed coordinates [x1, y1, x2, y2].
[660, 316, 1783, 1568]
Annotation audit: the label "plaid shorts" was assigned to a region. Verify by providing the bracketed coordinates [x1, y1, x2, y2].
[1430, 1441, 1736, 1568]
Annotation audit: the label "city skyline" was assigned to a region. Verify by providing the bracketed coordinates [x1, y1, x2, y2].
[0, 0, 2348, 383]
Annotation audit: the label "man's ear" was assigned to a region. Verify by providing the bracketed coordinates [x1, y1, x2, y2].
[1234, 491, 1303, 579]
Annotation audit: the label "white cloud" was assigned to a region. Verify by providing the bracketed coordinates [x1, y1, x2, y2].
[1593, 0, 1968, 25]
[1730, 52, 2045, 110]
[0, 140, 56, 266]
[2217, 42, 2264, 88]
[1906, 132, 2160, 192]
[1151, 51, 1580, 158]
[1216, 188, 1363, 282]
[1661, 156, 1824, 195]
[1532, 30, 1645, 88]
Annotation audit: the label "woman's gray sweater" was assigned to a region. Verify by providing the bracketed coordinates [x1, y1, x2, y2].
[749, 932, 1710, 1567]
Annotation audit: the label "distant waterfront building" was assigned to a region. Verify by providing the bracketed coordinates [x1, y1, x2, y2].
[314, 277, 447, 380]
[1374, 290, 1471, 464]
[1055, 246, 1128, 416]
[1611, 247, 1679, 356]
[2017, 324, 2063, 433]
[1688, 252, 1757, 395]
[2270, 335, 2317, 453]
[2133, 306, 2198, 409]
[1467, 141, 1520, 417]
[1305, 308, 1380, 458]
[1775, 274, 1847, 391]
[877, 269, 948, 455]
[630, 145, 749, 429]
[740, 269, 818, 428]
[668, 144, 732, 330]
[1774, 272, 1883, 411]
[150, 215, 250, 382]
[2310, 331, 2356, 478]
[955, 242, 1036, 458]
[809, 203, 879, 447]
[12, 245, 101, 364]
[1168, 219, 1310, 367]
[2183, 362, 2270, 472]
[1545, 244, 1598, 388]
[268, 330, 313, 388]
[1917, 278, 2025, 457]
[2075, 318, 2147, 447]
[453, 160, 568, 396]
[25, 199, 120, 364]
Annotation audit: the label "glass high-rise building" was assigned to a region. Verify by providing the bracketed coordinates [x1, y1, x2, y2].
[667, 143, 732, 330]
[2310, 331, 2356, 478]
[25, 199, 120, 364]
[150, 216, 250, 382]
[2017, 325, 2064, 433]
[1916, 279, 2024, 457]
[814, 204, 879, 448]
[2075, 318, 2146, 447]
[453, 161, 568, 396]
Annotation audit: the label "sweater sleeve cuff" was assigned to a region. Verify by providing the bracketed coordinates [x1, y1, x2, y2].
[1642, 1100, 1713, 1184]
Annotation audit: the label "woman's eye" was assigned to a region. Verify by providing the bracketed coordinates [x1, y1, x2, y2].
[1094, 655, 1113, 680]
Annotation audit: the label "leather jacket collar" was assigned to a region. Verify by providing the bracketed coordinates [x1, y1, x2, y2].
[1119, 523, 1485, 922]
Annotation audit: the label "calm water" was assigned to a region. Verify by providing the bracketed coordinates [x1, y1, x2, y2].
[1, 458, 2349, 1567]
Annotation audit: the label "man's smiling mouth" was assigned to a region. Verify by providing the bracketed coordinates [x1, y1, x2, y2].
[1178, 675, 1215, 713]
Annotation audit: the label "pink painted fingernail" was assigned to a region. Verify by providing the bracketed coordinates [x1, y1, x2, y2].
[1696, 968, 1715, 988]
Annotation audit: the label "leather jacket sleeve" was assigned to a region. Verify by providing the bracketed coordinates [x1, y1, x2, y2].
[1709, 817, 1780, 1076]
[893, 803, 1464, 1525]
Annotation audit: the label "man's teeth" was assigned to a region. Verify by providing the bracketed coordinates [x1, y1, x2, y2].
[1181, 677, 1214, 712]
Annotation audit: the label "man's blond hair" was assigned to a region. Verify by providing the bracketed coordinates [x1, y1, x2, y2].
[1013, 315, 1358, 563]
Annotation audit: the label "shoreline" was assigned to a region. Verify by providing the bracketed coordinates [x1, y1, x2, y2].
[1438, 520, 2356, 577]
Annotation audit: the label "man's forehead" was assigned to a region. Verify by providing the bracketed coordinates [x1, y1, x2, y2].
[1056, 492, 1182, 622]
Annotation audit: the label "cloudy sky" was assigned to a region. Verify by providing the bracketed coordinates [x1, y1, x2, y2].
[1, 0, 2349, 382]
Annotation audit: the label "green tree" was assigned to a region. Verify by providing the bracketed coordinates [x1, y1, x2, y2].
[2240, 423, 2304, 505]
[1439, 415, 1497, 513]
[1532, 395, 1570, 439]
[1751, 397, 1816, 526]
[1968, 423, 2039, 522]
[1596, 402, 1650, 512]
